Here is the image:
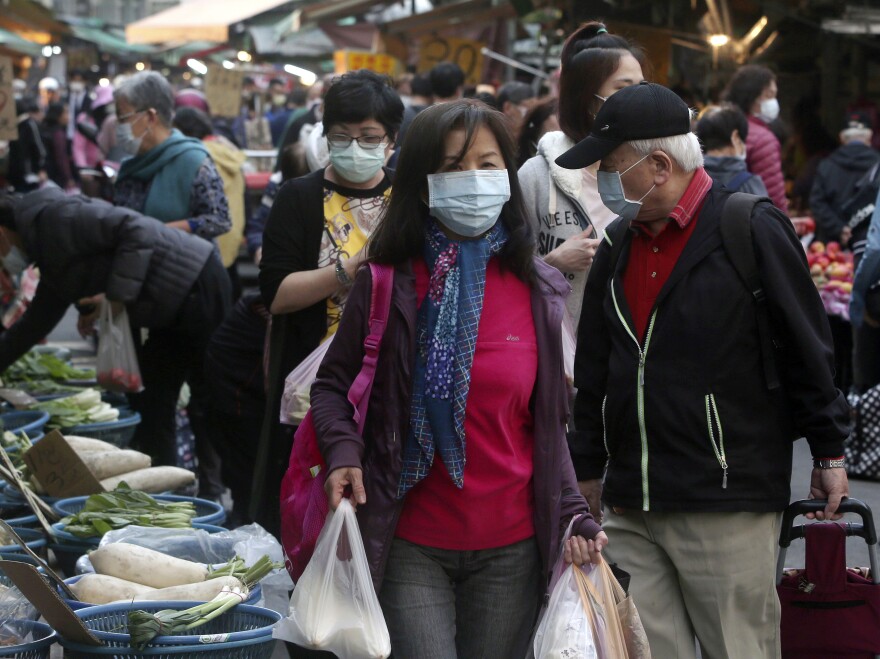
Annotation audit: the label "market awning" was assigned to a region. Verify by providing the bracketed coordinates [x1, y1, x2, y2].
[0, 26, 43, 57]
[290, 0, 397, 30]
[67, 23, 154, 56]
[381, 0, 516, 38]
[250, 19, 376, 59]
[0, 0, 69, 45]
[126, 0, 296, 45]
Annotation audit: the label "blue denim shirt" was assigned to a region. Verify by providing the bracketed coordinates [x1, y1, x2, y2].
[850, 186, 880, 327]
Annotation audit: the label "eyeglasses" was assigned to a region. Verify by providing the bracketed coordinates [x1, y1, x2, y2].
[327, 133, 388, 150]
[117, 109, 146, 123]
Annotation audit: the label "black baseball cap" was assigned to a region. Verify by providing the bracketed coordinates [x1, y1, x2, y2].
[556, 81, 692, 169]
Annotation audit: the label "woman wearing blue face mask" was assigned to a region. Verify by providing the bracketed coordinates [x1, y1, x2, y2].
[255, 70, 403, 539]
[309, 99, 608, 659]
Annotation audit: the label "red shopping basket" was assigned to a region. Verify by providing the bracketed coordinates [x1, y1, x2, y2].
[777, 499, 880, 659]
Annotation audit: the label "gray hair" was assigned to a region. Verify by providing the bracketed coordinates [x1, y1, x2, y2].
[627, 132, 704, 173]
[115, 72, 174, 127]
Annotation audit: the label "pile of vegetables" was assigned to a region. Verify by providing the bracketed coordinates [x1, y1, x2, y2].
[32, 389, 118, 429]
[60, 485, 197, 538]
[72, 545, 279, 605]
[1, 351, 94, 385]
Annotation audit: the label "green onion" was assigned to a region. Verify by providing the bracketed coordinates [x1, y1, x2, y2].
[206, 554, 282, 589]
[127, 586, 248, 649]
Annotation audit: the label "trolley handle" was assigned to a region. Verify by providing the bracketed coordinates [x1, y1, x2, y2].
[780, 498, 878, 548]
[787, 522, 869, 543]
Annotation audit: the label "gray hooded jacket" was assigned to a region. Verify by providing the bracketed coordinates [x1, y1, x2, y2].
[519, 131, 599, 328]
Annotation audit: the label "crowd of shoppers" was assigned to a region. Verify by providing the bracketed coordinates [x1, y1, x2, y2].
[1, 22, 875, 658]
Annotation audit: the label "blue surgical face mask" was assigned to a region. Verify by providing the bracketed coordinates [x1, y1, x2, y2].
[427, 169, 511, 238]
[597, 154, 655, 222]
[328, 141, 387, 184]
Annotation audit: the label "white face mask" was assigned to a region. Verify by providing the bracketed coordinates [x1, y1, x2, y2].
[328, 141, 387, 184]
[596, 154, 655, 222]
[427, 169, 511, 238]
[116, 116, 145, 156]
[757, 98, 780, 123]
[3, 246, 29, 277]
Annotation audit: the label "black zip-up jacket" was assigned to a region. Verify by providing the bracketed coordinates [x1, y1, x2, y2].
[810, 142, 880, 242]
[570, 182, 850, 513]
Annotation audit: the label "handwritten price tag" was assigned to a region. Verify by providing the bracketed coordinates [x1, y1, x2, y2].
[205, 65, 245, 118]
[23, 430, 103, 497]
[417, 37, 484, 86]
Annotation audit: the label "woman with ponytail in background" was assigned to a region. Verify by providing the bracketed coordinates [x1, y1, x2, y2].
[518, 21, 647, 331]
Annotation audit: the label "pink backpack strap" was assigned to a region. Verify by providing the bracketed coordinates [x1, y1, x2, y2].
[348, 263, 394, 428]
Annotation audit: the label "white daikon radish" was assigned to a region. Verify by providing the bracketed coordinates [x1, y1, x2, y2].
[70, 573, 156, 604]
[64, 436, 121, 452]
[100, 466, 195, 493]
[78, 450, 151, 480]
[90, 544, 208, 588]
[133, 576, 246, 602]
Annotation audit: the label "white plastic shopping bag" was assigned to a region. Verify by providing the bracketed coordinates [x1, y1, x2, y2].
[533, 562, 600, 659]
[96, 299, 143, 393]
[274, 498, 391, 659]
[280, 337, 333, 425]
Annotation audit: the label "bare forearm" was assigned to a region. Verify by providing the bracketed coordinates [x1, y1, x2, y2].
[270, 263, 342, 314]
[166, 220, 192, 233]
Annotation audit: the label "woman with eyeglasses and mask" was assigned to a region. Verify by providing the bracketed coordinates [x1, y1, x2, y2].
[309, 99, 607, 658]
[518, 21, 647, 332]
[255, 69, 403, 540]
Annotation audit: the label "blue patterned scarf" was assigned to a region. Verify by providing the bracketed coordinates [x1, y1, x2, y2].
[397, 219, 509, 497]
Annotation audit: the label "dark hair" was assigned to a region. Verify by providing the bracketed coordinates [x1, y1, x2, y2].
[471, 91, 499, 110]
[288, 88, 307, 106]
[497, 81, 535, 109]
[368, 100, 534, 283]
[43, 102, 66, 127]
[16, 96, 39, 115]
[321, 69, 404, 141]
[243, 76, 256, 86]
[722, 65, 775, 115]
[173, 106, 214, 140]
[518, 97, 559, 167]
[558, 21, 648, 143]
[695, 104, 749, 152]
[269, 78, 284, 88]
[429, 62, 465, 99]
[410, 73, 432, 98]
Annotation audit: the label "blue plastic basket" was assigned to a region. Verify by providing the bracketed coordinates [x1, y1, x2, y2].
[51, 521, 227, 548]
[68, 409, 142, 448]
[60, 575, 262, 610]
[3, 513, 39, 527]
[54, 494, 226, 526]
[59, 632, 276, 658]
[0, 526, 46, 554]
[0, 620, 56, 658]
[67, 601, 279, 647]
[0, 410, 49, 438]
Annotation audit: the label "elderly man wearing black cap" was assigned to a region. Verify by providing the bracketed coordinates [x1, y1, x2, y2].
[560, 82, 850, 658]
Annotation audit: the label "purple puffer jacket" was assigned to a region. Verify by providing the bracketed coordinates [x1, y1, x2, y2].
[309, 256, 602, 594]
[746, 115, 789, 213]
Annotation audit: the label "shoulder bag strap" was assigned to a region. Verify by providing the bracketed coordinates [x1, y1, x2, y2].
[348, 262, 395, 429]
[720, 192, 781, 390]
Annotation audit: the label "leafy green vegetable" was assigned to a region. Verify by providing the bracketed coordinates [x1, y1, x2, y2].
[59, 483, 197, 538]
[32, 389, 119, 428]
[2, 351, 94, 384]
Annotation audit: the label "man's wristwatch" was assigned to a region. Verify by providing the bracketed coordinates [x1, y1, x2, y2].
[335, 256, 353, 287]
[813, 456, 846, 469]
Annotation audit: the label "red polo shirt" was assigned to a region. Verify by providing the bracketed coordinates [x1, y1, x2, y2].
[622, 168, 713, 340]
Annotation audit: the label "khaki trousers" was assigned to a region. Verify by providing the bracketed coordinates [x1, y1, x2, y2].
[602, 509, 782, 659]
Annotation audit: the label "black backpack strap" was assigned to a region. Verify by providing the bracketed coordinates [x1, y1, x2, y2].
[720, 192, 781, 390]
[725, 170, 753, 192]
